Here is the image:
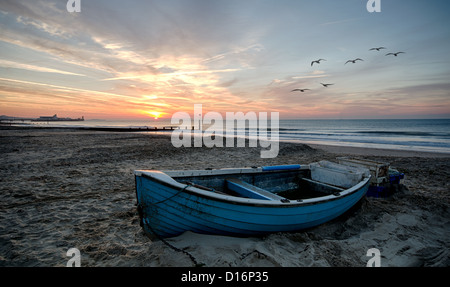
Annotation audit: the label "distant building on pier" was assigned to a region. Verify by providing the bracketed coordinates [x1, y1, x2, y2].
[32, 114, 84, 122]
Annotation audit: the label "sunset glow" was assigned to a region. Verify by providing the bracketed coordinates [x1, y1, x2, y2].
[145, 111, 165, 120]
[1, 1, 449, 120]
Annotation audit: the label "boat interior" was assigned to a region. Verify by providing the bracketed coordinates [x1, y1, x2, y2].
[169, 161, 368, 202]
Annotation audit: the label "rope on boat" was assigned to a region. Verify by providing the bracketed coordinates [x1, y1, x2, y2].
[151, 184, 193, 205]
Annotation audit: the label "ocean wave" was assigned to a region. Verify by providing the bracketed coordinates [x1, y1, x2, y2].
[355, 131, 450, 137]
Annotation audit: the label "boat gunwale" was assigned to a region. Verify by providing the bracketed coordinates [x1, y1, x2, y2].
[135, 168, 371, 208]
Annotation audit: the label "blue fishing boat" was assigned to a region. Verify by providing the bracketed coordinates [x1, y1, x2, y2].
[134, 161, 371, 238]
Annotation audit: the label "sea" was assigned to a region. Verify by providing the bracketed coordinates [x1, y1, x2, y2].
[14, 118, 450, 154]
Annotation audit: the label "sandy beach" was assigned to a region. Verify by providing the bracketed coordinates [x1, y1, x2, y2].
[0, 127, 449, 267]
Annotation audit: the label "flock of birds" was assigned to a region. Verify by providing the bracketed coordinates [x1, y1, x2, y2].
[291, 47, 405, 93]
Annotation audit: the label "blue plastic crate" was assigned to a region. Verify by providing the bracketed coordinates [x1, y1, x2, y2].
[367, 185, 392, 198]
[388, 170, 404, 184]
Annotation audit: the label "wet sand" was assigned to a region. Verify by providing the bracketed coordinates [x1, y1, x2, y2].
[0, 127, 449, 266]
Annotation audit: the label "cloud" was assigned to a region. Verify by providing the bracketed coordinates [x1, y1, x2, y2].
[292, 75, 327, 80]
[0, 77, 137, 100]
[320, 18, 358, 27]
[0, 0, 266, 117]
[0, 59, 85, 76]
[218, 78, 239, 88]
[202, 44, 265, 66]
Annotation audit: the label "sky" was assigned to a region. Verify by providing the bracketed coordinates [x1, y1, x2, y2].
[0, 0, 449, 120]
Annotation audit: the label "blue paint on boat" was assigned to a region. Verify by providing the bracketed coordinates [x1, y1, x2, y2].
[135, 162, 371, 238]
[225, 178, 287, 201]
[262, 164, 301, 171]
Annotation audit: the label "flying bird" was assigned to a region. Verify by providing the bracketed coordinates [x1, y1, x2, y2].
[291, 89, 310, 92]
[345, 58, 364, 64]
[385, 52, 405, 57]
[320, 83, 334, 87]
[311, 59, 326, 66]
[369, 47, 386, 51]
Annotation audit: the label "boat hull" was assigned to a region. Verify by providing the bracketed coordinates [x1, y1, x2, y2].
[135, 166, 370, 238]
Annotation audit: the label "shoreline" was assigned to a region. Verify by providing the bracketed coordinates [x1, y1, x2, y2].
[0, 124, 177, 133]
[2, 125, 450, 158]
[308, 143, 450, 158]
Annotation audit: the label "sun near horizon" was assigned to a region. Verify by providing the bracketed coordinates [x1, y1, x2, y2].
[144, 111, 166, 120]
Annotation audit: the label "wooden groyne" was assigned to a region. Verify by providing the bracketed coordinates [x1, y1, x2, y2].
[0, 125, 178, 132]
